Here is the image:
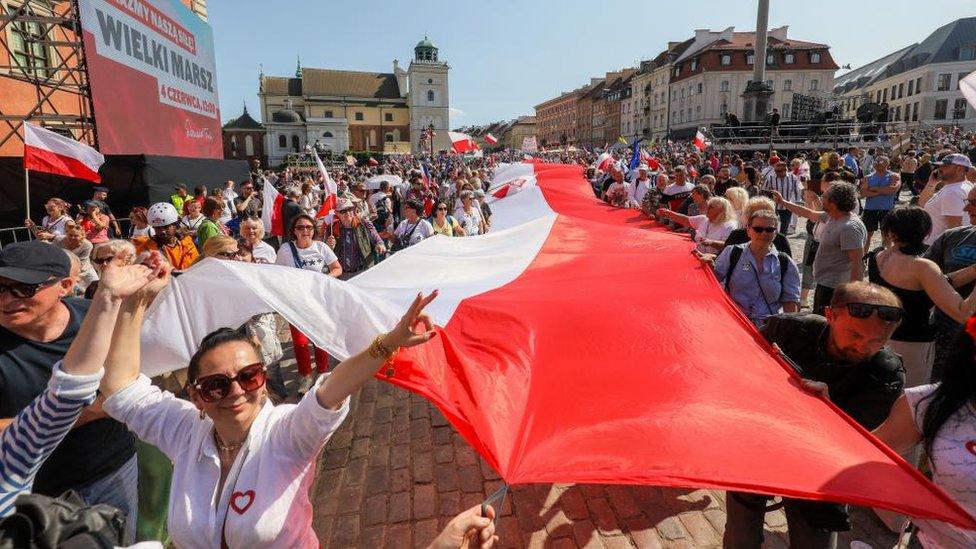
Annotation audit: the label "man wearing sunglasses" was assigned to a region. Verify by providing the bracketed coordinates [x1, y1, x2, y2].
[0, 241, 139, 542]
[919, 153, 974, 246]
[724, 281, 905, 549]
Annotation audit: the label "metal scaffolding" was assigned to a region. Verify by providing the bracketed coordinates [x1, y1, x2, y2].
[0, 0, 96, 150]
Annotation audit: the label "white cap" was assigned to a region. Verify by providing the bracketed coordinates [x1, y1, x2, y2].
[147, 202, 179, 227]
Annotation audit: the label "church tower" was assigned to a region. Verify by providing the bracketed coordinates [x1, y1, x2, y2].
[408, 36, 450, 153]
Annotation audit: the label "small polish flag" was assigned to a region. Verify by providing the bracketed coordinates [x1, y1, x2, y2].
[448, 131, 478, 154]
[23, 123, 104, 182]
[368, 157, 379, 166]
[640, 148, 661, 171]
[485, 133, 498, 145]
[313, 151, 338, 220]
[595, 152, 615, 172]
[262, 181, 285, 237]
[693, 130, 709, 152]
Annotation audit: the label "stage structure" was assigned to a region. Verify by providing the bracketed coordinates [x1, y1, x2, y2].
[0, 0, 97, 154]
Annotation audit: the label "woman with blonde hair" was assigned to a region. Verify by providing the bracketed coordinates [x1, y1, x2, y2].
[722, 196, 793, 256]
[54, 222, 98, 290]
[657, 196, 738, 254]
[239, 217, 276, 263]
[201, 235, 241, 261]
[85, 240, 138, 298]
[724, 187, 749, 227]
[25, 197, 71, 240]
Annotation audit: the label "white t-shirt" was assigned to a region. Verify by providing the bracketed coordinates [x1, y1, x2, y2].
[394, 218, 434, 247]
[41, 214, 71, 236]
[129, 225, 155, 238]
[453, 207, 483, 236]
[924, 180, 973, 245]
[688, 215, 736, 253]
[275, 240, 338, 273]
[905, 384, 976, 549]
[251, 240, 277, 264]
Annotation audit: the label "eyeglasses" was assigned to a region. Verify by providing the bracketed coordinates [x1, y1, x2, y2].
[213, 250, 239, 259]
[192, 363, 267, 403]
[750, 226, 777, 233]
[92, 256, 114, 265]
[294, 225, 315, 231]
[835, 302, 904, 323]
[437, 207, 448, 211]
[0, 278, 58, 299]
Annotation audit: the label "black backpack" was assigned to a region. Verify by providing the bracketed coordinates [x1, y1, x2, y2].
[0, 491, 125, 549]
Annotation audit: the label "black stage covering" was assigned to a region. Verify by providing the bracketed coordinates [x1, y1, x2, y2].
[1, 155, 248, 226]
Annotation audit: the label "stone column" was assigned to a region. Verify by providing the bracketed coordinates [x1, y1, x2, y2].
[742, 0, 774, 123]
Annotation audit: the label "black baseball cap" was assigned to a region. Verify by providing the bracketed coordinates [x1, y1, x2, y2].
[175, 183, 187, 191]
[93, 186, 109, 193]
[0, 241, 71, 284]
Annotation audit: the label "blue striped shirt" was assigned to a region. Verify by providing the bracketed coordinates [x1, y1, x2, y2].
[0, 362, 101, 517]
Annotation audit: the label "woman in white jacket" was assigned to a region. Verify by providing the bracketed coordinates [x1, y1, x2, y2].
[99, 262, 496, 548]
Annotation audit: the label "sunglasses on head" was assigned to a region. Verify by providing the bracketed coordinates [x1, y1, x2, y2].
[836, 302, 904, 322]
[0, 278, 59, 299]
[750, 226, 777, 233]
[192, 363, 267, 403]
[92, 256, 114, 265]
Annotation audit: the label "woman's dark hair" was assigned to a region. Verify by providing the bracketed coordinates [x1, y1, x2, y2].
[744, 166, 758, 185]
[919, 327, 976, 463]
[880, 206, 932, 251]
[289, 213, 317, 239]
[434, 201, 448, 214]
[404, 200, 423, 215]
[187, 327, 261, 382]
[201, 197, 222, 218]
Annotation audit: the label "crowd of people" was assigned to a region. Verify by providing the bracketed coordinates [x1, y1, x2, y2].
[3, 125, 976, 547]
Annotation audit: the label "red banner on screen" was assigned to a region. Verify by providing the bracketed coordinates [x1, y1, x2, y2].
[79, 0, 222, 159]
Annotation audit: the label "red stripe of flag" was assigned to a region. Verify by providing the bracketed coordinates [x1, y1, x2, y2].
[23, 144, 102, 183]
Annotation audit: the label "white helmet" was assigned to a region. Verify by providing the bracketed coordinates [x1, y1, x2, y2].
[147, 202, 179, 228]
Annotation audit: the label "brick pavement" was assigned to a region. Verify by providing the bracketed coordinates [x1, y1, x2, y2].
[302, 374, 915, 548]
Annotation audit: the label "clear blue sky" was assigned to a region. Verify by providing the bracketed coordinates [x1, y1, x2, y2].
[209, 0, 974, 127]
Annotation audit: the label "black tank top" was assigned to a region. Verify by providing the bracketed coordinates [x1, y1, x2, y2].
[866, 251, 934, 342]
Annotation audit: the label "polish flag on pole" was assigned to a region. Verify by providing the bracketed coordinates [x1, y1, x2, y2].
[693, 130, 709, 152]
[142, 162, 976, 530]
[23, 123, 104, 182]
[485, 133, 498, 145]
[448, 131, 478, 154]
[313, 151, 338, 220]
[261, 181, 285, 237]
[640, 148, 661, 171]
[595, 152, 615, 171]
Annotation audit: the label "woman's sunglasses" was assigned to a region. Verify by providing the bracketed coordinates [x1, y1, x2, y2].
[192, 363, 267, 402]
[836, 302, 904, 323]
[750, 226, 777, 234]
[213, 250, 239, 259]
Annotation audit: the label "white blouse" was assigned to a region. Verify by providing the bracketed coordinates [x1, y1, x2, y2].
[104, 374, 349, 548]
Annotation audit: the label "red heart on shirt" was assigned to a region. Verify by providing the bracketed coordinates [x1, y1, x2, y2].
[965, 441, 976, 457]
[230, 490, 255, 514]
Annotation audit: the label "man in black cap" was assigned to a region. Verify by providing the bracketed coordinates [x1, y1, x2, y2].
[91, 185, 121, 237]
[0, 241, 138, 542]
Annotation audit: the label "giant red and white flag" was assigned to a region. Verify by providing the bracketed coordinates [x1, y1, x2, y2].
[313, 151, 338, 220]
[448, 131, 478, 154]
[141, 162, 976, 530]
[23, 123, 104, 182]
[261, 181, 285, 237]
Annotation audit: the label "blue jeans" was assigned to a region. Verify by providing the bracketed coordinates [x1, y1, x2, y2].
[76, 454, 139, 545]
[777, 209, 793, 234]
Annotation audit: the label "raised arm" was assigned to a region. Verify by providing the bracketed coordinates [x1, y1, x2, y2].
[918, 258, 976, 323]
[656, 208, 692, 228]
[769, 190, 826, 222]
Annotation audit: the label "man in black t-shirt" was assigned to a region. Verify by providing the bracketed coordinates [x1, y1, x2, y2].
[723, 281, 905, 549]
[0, 242, 138, 543]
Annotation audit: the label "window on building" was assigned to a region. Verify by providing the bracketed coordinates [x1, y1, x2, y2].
[229, 136, 237, 156]
[674, 66, 681, 77]
[934, 99, 948, 119]
[720, 54, 731, 65]
[782, 103, 791, 119]
[323, 110, 333, 118]
[937, 73, 951, 91]
[385, 133, 394, 142]
[767, 53, 775, 65]
[697, 83, 703, 94]
[959, 73, 969, 90]
[810, 52, 821, 63]
[915, 77, 922, 93]
[291, 134, 300, 152]
[746, 53, 754, 65]
[720, 102, 728, 116]
[278, 135, 287, 148]
[953, 98, 968, 119]
[384, 112, 393, 122]
[354, 112, 364, 121]
[810, 79, 819, 91]
[894, 106, 901, 121]
[720, 80, 730, 92]
[427, 78, 433, 84]
[907, 80, 914, 96]
[784, 53, 795, 64]
[690, 59, 698, 71]
[897, 83, 904, 98]
[882, 88, 888, 102]
[323, 132, 333, 138]
[765, 79, 773, 89]
[244, 135, 254, 156]
[891, 85, 897, 99]
[912, 102, 919, 121]
[8, 6, 52, 79]
[696, 105, 701, 119]
[783, 79, 792, 91]
[427, 90, 435, 102]
[960, 46, 976, 61]
[680, 88, 685, 98]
